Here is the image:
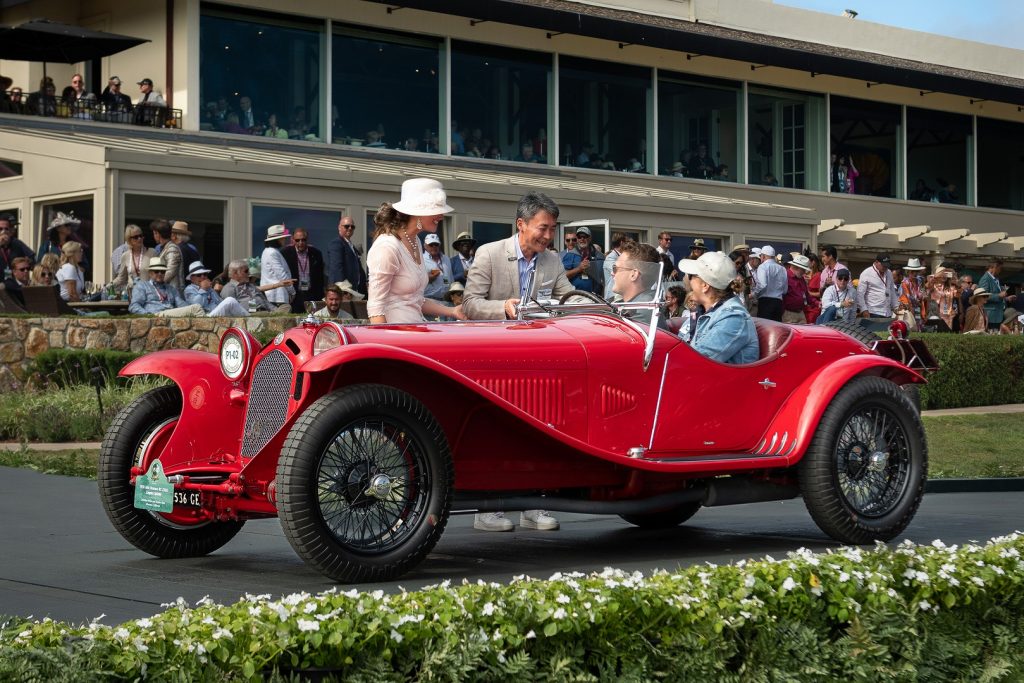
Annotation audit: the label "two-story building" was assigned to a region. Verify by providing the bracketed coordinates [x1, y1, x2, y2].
[1, 0, 1022, 284]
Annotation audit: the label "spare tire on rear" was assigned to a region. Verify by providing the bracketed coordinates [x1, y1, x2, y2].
[824, 320, 880, 347]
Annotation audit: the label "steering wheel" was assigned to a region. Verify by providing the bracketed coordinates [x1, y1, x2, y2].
[558, 290, 613, 307]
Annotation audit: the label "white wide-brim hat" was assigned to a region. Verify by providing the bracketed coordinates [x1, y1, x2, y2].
[147, 256, 167, 271]
[334, 280, 365, 301]
[678, 251, 737, 290]
[265, 224, 289, 242]
[904, 257, 926, 271]
[790, 254, 812, 271]
[188, 260, 211, 276]
[392, 178, 454, 216]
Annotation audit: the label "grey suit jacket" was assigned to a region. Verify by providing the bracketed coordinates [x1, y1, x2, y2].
[463, 235, 575, 320]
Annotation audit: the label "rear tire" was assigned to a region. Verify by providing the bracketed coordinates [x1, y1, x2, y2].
[799, 376, 927, 544]
[620, 501, 702, 529]
[98, 386, 244, 558]
[276, 384, 454, 582]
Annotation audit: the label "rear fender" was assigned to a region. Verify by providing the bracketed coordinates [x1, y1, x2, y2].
[759, 354, 925, 464]
[119, 350, 248, 472]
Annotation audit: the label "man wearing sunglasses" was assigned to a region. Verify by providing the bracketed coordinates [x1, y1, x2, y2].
[282, 227, 325, 313]
[0, 214, 35, 276]
[3, 256, 31, 308]
[610, 242, 661, 324]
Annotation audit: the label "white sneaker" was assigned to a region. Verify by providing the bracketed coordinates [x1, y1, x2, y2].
[474, 511, 513, 532]
[520, 509, 559, 531]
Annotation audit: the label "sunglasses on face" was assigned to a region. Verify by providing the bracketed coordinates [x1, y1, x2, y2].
[564, 238, 576, 243]
[340, 224, 354, 230]
[14, 267, 29, 272]
[612, 264, 637, 275]
[129, 235, 143, 240]
[293, 238, 307, 242]
[40, 272, 52, 278]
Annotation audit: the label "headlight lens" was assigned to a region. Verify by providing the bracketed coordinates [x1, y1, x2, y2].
[313, 325, 341, 356]
[219, 331, 247, 380]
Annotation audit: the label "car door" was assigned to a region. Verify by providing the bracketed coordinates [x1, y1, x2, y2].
[649, 339, 802, 455]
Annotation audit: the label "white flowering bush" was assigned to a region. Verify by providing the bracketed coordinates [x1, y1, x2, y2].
[3, 533, 1023, 681]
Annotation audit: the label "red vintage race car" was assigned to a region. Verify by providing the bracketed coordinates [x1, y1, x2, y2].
[99, 287, 936, 583]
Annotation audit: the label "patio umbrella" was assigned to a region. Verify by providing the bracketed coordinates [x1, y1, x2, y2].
[0, 18, 149, 79]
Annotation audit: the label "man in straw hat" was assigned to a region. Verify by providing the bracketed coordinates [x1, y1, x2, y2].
[172, 221, 201, 266]
[184, 260, 248, 317]
[450, 231, 476, 284]
[129, 256, 204, 317]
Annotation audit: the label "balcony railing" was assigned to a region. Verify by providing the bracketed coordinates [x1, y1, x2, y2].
[1, 91, 182, 129]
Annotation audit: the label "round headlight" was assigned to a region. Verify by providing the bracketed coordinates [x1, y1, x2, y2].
[313, 325, 341, 356]
[219, 330, 248, 380]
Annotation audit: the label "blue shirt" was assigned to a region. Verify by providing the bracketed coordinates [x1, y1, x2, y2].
[184, 283, 222, 313]
[129, 278, 188, 314]
[560, 249, 593, 292]
[514, 238, 538, 299]
[691, 295, 759, 365]
[752, 258, 787, 299]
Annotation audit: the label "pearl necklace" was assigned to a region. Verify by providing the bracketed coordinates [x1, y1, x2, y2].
[402, 231, 421, 263]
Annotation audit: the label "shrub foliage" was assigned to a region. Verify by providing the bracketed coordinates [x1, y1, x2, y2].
[2, 534, 1023, 681]
[32, 348, 142, 388]
[917, 334, 1024, 409]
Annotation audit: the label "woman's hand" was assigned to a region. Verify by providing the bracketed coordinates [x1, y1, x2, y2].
[450, 304, 466, 321]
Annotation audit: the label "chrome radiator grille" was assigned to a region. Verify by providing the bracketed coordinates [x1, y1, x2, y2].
[241, 350, 293, 457]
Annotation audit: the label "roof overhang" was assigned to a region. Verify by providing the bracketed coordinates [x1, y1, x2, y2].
[372, 0, 1024, 106]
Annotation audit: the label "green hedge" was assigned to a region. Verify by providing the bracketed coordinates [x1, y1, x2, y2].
[0, 379, 166, 442]
[2, 534, 1023, 681]
[31, 348, 142, 389]
[917, 334, 1024, 410]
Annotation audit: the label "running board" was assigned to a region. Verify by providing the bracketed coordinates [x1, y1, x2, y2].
[454, 478, 800, 515]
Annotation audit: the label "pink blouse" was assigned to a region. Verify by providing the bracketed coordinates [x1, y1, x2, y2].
[366, 234, 428, 323]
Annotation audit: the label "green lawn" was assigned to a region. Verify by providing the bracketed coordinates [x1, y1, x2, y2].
[2, 413, 1023, 480]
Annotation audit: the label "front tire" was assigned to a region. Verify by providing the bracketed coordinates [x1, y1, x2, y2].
[799, 376, 927, 544]
[276, 385, 454, 582]
[98, 385, 244, 558]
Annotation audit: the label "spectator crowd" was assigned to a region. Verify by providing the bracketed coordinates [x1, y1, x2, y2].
[1, 73, 175, 127]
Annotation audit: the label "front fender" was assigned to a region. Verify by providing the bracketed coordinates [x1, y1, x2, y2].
[118, 349, 248, 471]
[760, 354, 925, 464]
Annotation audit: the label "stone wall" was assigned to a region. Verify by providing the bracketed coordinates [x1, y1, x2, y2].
[0, 316, 296, 388]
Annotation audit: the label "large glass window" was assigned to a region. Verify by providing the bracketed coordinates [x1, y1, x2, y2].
[829, 96, 901, 197]
[657, 73, 740, 181]
[472, 220, 513, 246]
[252, 206, 343, 260]
[452, 41, 551, 162]
[332, 26, 440, 152]
[560, 56, 651, 173]
[906, 107, 971, 205]
[748, 87, 826, 190]
[977, 117, 1024, 212]
[200, 7, 322, 141]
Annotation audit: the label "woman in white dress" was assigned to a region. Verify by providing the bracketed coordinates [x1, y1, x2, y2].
[56, 240, 86, 302]
[367, 178, 464, 323]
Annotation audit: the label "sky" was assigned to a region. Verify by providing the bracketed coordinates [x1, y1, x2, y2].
[776, 0, 1024, 49]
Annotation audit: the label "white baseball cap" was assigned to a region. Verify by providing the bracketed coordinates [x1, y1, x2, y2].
[677, 251, 737, 290]
[424, 233, 441, 245]
[760, 245, 776, 258]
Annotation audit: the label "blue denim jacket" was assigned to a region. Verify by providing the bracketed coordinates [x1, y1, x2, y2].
[691, 295, 759, 364]
[129, 278, 187, 314]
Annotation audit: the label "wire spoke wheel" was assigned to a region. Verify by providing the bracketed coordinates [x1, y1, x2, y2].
[834, 407, 911, 517]
[277, 384, 454, 582]
[316, 418, 430, 554]
[800, 376, 927, 544]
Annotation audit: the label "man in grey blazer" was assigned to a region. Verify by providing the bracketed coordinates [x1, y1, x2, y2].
[463, 191, 576, 321]
[463, 191, 575, 533]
